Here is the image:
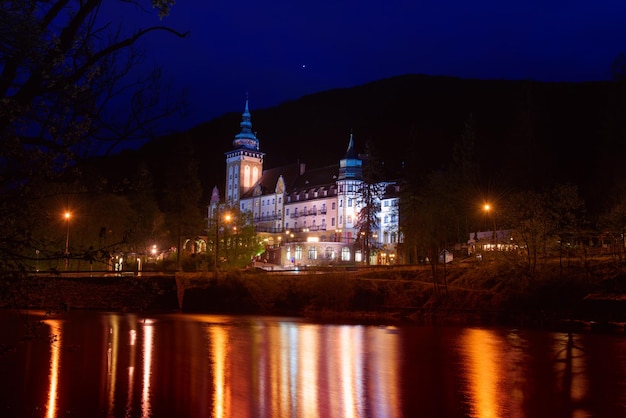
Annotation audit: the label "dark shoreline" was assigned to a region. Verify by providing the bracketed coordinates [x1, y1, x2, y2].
[1, 269, 624, 334]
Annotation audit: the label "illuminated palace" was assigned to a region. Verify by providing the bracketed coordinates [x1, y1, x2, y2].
[214, 100, 400, 267]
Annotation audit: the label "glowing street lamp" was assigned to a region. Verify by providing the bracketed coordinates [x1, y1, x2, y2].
[483, 203, 496, 245]
[214, 210, 232, 273]
[64, 211, 71, 270]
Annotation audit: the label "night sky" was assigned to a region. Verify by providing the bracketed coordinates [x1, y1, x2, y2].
[110, 1, 626, 133]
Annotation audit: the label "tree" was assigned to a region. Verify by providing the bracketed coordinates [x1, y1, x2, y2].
[0, 0, 186, 272]
[158, 134, 204, 270]
[355, 139, 384, 265]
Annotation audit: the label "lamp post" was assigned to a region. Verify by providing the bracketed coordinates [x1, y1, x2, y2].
[64, 211, 71, 270]
[214, 208, 232, 274]
[483, 203, 497, 248]
[214, 205, 219, 273]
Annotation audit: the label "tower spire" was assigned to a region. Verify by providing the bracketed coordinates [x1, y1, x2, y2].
[339, 131, 362, 180]
[233, 96, 259, 150]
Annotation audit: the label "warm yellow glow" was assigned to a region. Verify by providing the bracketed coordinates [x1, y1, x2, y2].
[306, 237, 319, 243]
[64, 212, 71, 220]
[127, 327, 137, 415]
[44, 319, 63, 418]
[299, 325, 319, 417]
[224, 213, 232, 223]
[106, 316, 120, 416]
[210, 326, 230, 418]
[339, 326, 363, 418]
[141, 320, 154, 418]
[461, 328, 503, 418]
[484, 203, 491, 212]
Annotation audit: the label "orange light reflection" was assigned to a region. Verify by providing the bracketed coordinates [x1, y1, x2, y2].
[44, 319, 63, 418]
[461, 328, 504, 418]
[209, 326, 231, 418]
[141, 319, 154, 418]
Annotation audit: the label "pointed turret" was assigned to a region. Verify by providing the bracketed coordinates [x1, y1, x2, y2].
[344, 132, 358, 160]
[233, 99, 259, 150]
[339, 132, 362, 180]
[224, 97, 265, 207]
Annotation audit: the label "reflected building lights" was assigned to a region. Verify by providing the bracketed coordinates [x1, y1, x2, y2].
[369, 327, 401, 418]
[106, 315, 120, 417]
[461, 328, 503, 418]
[209, 326, 231, 418]
[127, 326, 137, 415]
[299, 325, 319, 417]
[44, 319, 63, 418]
[142, 319, 154, 418]
[339, 326, 365, 418]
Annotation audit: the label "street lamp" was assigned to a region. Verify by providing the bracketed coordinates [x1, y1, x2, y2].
[214, 209, 232, 273]
[483, 203, 497, 247]
[64, 211, 71, 270]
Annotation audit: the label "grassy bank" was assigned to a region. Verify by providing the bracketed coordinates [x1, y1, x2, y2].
[2, 259, 625, 331]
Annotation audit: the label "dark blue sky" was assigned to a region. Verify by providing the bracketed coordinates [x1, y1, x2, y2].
[116, 0, 626, 132]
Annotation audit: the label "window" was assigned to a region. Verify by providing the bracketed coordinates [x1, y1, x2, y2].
[332, 202, 336, 210]
[339, 200, 343, 207]
[341, 247, 351, 261]
[348, 198, 353, 207]
[285, 222, 289, 229]
[384, 201, 389, 207]
[347, 215, 352, 224]
[278, 197, 282, 203]
[295, 246, 302, 260]
[308, 247, 317, 259]
[384, 215, 389, 224]
[331, 217, 335, 226]
[286, 208, 290, 215]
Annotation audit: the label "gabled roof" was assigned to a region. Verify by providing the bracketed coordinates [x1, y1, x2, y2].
[240, 163, 302, 199]
[292, 164, 339, 191]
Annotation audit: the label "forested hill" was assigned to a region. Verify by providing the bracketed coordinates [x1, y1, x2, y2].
[138, 74, 626, 216]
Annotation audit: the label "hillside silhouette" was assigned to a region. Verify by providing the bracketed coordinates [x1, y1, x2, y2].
[132, 74, 626, 217]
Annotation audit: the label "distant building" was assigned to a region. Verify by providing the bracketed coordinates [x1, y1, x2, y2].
[212, 100, 401, 267]
[467, 229, 516, 255]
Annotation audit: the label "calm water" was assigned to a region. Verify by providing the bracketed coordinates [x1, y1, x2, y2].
[0, 310, 624, 418]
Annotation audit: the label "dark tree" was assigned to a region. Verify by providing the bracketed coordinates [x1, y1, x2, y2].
[0, 0, 186, 272]
[355, 139, 384, 265]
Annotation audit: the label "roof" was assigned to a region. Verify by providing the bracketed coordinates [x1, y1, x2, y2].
[240, 163, 302, 199]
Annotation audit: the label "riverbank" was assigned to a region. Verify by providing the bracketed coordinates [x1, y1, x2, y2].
[1, 259, 625, 332]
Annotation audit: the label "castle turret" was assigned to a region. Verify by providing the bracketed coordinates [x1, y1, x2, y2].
[225, 99, 265, 207]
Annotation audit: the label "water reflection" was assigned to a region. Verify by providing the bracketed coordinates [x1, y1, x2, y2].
[1, 311, 624, 418]
[44, 319, 62, 418]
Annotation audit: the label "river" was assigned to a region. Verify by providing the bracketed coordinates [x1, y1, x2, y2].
[0, 310, 624, 417]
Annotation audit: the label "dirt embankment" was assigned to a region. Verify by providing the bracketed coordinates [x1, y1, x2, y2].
[2, 261, 625, 331]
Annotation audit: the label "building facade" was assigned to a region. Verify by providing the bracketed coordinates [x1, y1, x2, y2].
[217, 100, 400, 267]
